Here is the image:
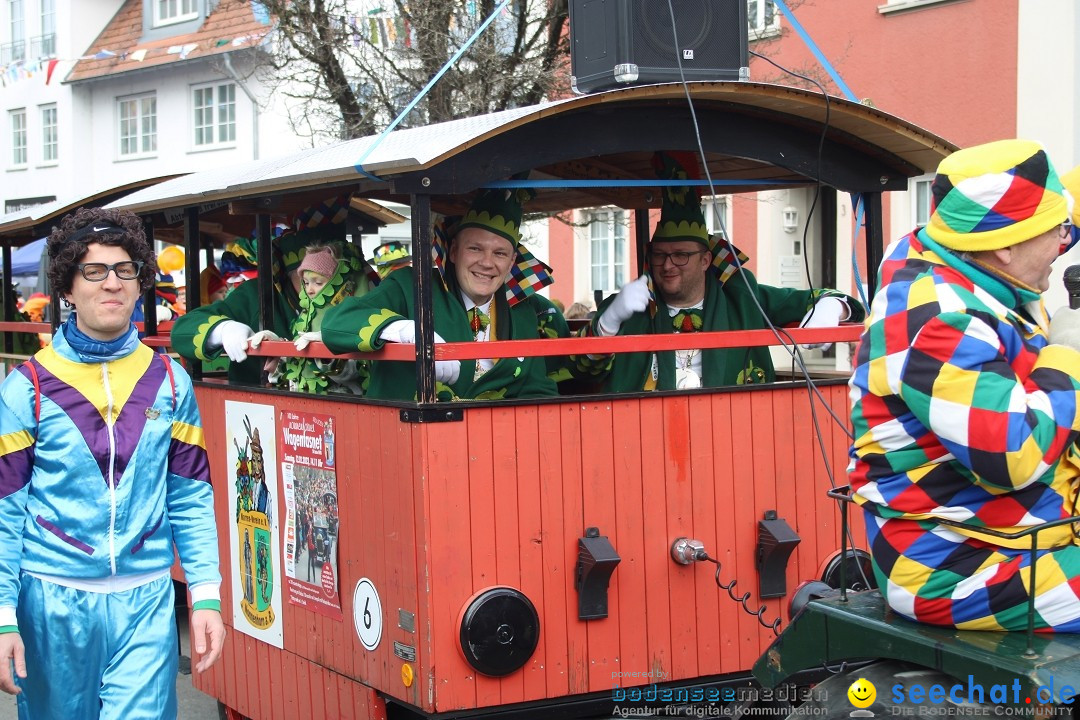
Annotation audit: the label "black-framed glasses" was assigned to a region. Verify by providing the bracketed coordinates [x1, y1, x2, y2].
[1059, 221, 1076, 256]
[76, 260, 144, 282]
[648, 250, 706, 267]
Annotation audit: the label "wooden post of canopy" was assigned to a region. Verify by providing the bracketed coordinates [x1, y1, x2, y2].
[2, 242, 12, 356]
[143, 216, 158, 338]
[412, 193, 435, 404]
[864, 192, 884, 299]
[255, 213, 273, 339]
[185, 207, 202, 380]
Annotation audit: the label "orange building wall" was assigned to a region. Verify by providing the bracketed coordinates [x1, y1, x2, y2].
[753, 0, 1017, 147]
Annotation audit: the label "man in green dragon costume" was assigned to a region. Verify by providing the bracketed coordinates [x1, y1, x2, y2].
[588, 152, 864, 391]
[320, 188, 561, 401]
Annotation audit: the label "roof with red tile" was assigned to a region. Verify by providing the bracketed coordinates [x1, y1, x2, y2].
[66, 0, 272, 83]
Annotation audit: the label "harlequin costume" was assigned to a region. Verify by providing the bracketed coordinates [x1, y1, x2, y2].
[278, 242, 372, 394]
[849, 139, 1080, 631]
[588, 152, 862, 391]
[322, 188, 562, 401]
[0, 319, 220, 717]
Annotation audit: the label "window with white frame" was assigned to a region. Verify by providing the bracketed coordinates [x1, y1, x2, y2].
[118, 94, 157, 158]
[589, 209, 628, 293]
[9, 0, 23, 41]
[3, 0, 25, 64]
[154, 0, 198, 26]
[912, 175, 932, 228]
[702, 195, 731, 238]
[41, 104, 57, 162]
[36, 0, 55, 58]
[10, 109, 26, 167]
[193, 82, 236, 147]
[748, 0, 779, 40]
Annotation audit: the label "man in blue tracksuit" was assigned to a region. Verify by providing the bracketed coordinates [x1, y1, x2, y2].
[0, 207, 225, 719]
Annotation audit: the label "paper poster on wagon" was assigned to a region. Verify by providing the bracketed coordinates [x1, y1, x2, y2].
[280, 410, 343, 620]
[225, 401, 285, 648]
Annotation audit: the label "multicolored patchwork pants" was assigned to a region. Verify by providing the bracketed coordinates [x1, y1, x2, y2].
[866, 512, 1080, 631]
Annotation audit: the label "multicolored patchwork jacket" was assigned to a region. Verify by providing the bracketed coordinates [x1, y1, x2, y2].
[849, 229, 1080, 550]
[0, 327, 220, 621]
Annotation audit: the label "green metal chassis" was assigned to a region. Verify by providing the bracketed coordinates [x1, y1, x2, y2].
[753, 590, 1080, 706]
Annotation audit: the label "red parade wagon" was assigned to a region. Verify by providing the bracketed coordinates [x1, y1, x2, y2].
[0, 82, 953, 719]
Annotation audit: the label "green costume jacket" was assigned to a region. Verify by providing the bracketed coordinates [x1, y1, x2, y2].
[279, 250, 371, 395]
[591, 270, 865, 391]
[170, 278, 301, 384]
[321, 267, 557, 401]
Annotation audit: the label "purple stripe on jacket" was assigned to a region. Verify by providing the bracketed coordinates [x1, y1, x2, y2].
[35, 515, 95, 555]
[111, 358, 168, 484]
[23, 359, 110, 485]
[169, 437, 211, 483]
[0, 446, 33, 498]
[21, 356, 167, 488]
[130, 513, 163, 554]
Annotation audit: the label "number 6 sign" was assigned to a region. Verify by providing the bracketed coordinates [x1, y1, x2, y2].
[353, 577, 383, 651]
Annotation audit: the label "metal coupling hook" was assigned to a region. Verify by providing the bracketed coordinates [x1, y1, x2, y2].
[670, 537, 708, 565]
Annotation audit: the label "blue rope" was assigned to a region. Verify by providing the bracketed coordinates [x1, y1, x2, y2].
[850, 193, 869, 309]
[773, 0, 858, 102]
[354, 0, 513, 179]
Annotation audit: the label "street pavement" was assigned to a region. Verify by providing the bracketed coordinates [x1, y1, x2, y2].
[0, 609, 220, 719]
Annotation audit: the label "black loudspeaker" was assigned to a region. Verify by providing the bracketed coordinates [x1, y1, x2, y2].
[569, 0, 749, 95]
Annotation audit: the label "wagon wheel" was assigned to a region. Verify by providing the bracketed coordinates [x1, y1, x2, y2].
[217, 701, 251, 720]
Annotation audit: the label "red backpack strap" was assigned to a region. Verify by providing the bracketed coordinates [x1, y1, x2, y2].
[158, 353, 177, 411]
[23, 361, 40, 424]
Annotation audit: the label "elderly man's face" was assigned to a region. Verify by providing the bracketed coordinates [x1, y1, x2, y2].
[647, 240, 712, 307]
[1008, 223, 1068, 293]
[450, 227, 515, 306]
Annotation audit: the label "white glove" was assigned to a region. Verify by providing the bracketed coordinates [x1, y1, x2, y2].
[209, 320, 255, 362]
[155, 304, 174, 323]
[294, 331, 322, 351]
[379, 319, 416, 344]
[248, 329, 281, 350]
[378, 320, 459, 383]
[436, 359, 461, 385]
[597, 275, 651, 336]
[1050, 306, 1080, 352]
[799, 296, 849, 351]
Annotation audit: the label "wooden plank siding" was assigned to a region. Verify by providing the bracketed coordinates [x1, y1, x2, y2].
[194, 382, 860, 718]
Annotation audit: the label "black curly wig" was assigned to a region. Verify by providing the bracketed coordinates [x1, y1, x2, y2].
[48, 207, 156, 298]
